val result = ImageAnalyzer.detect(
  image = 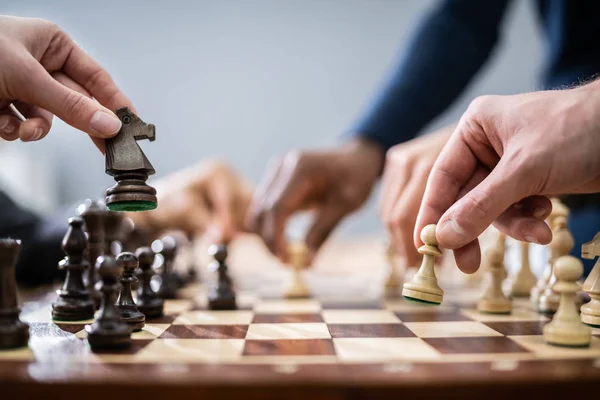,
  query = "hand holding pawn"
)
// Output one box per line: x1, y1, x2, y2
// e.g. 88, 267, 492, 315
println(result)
402, 224, 443, 305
